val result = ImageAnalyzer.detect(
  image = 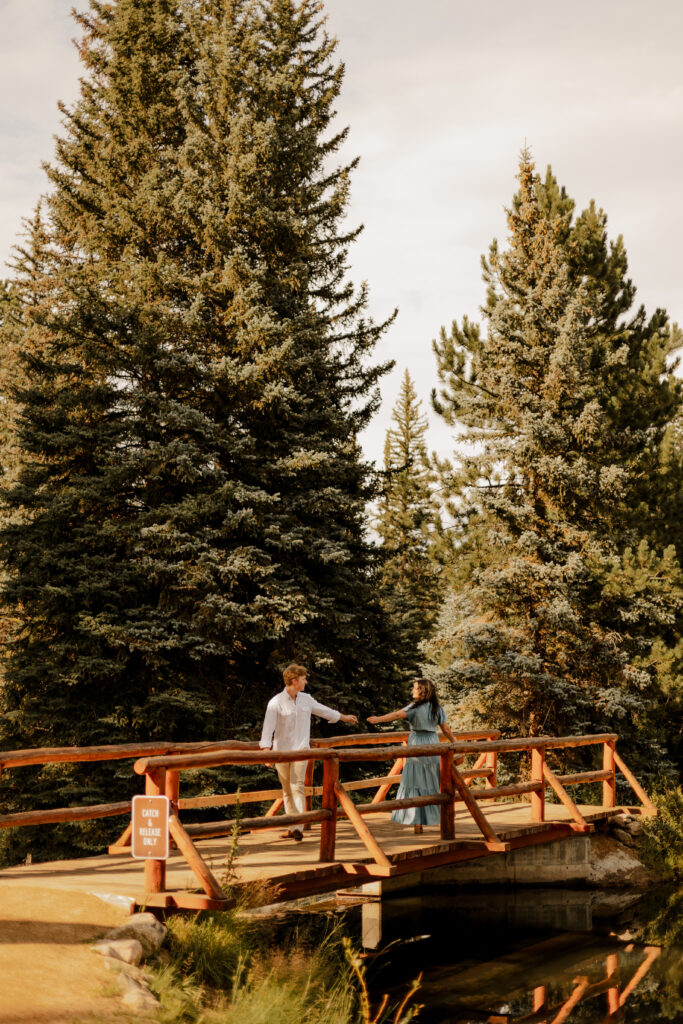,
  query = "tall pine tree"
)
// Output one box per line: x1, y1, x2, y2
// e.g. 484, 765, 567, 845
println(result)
376, 369, 441, 674
0, 0, 396, 860
426, 153, 683, 777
